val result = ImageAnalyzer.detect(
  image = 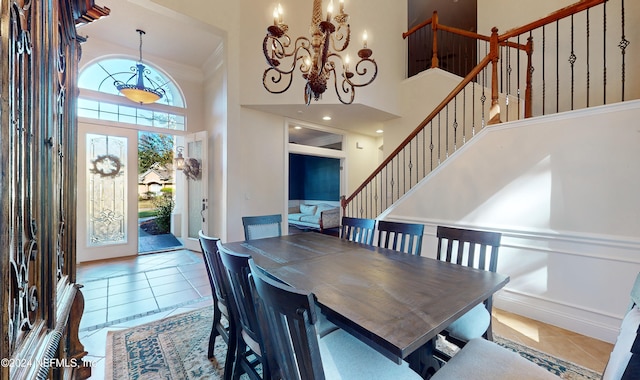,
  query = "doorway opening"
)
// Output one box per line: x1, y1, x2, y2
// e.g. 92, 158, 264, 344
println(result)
286, 122, 346, 236
137, 131, 183, 253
